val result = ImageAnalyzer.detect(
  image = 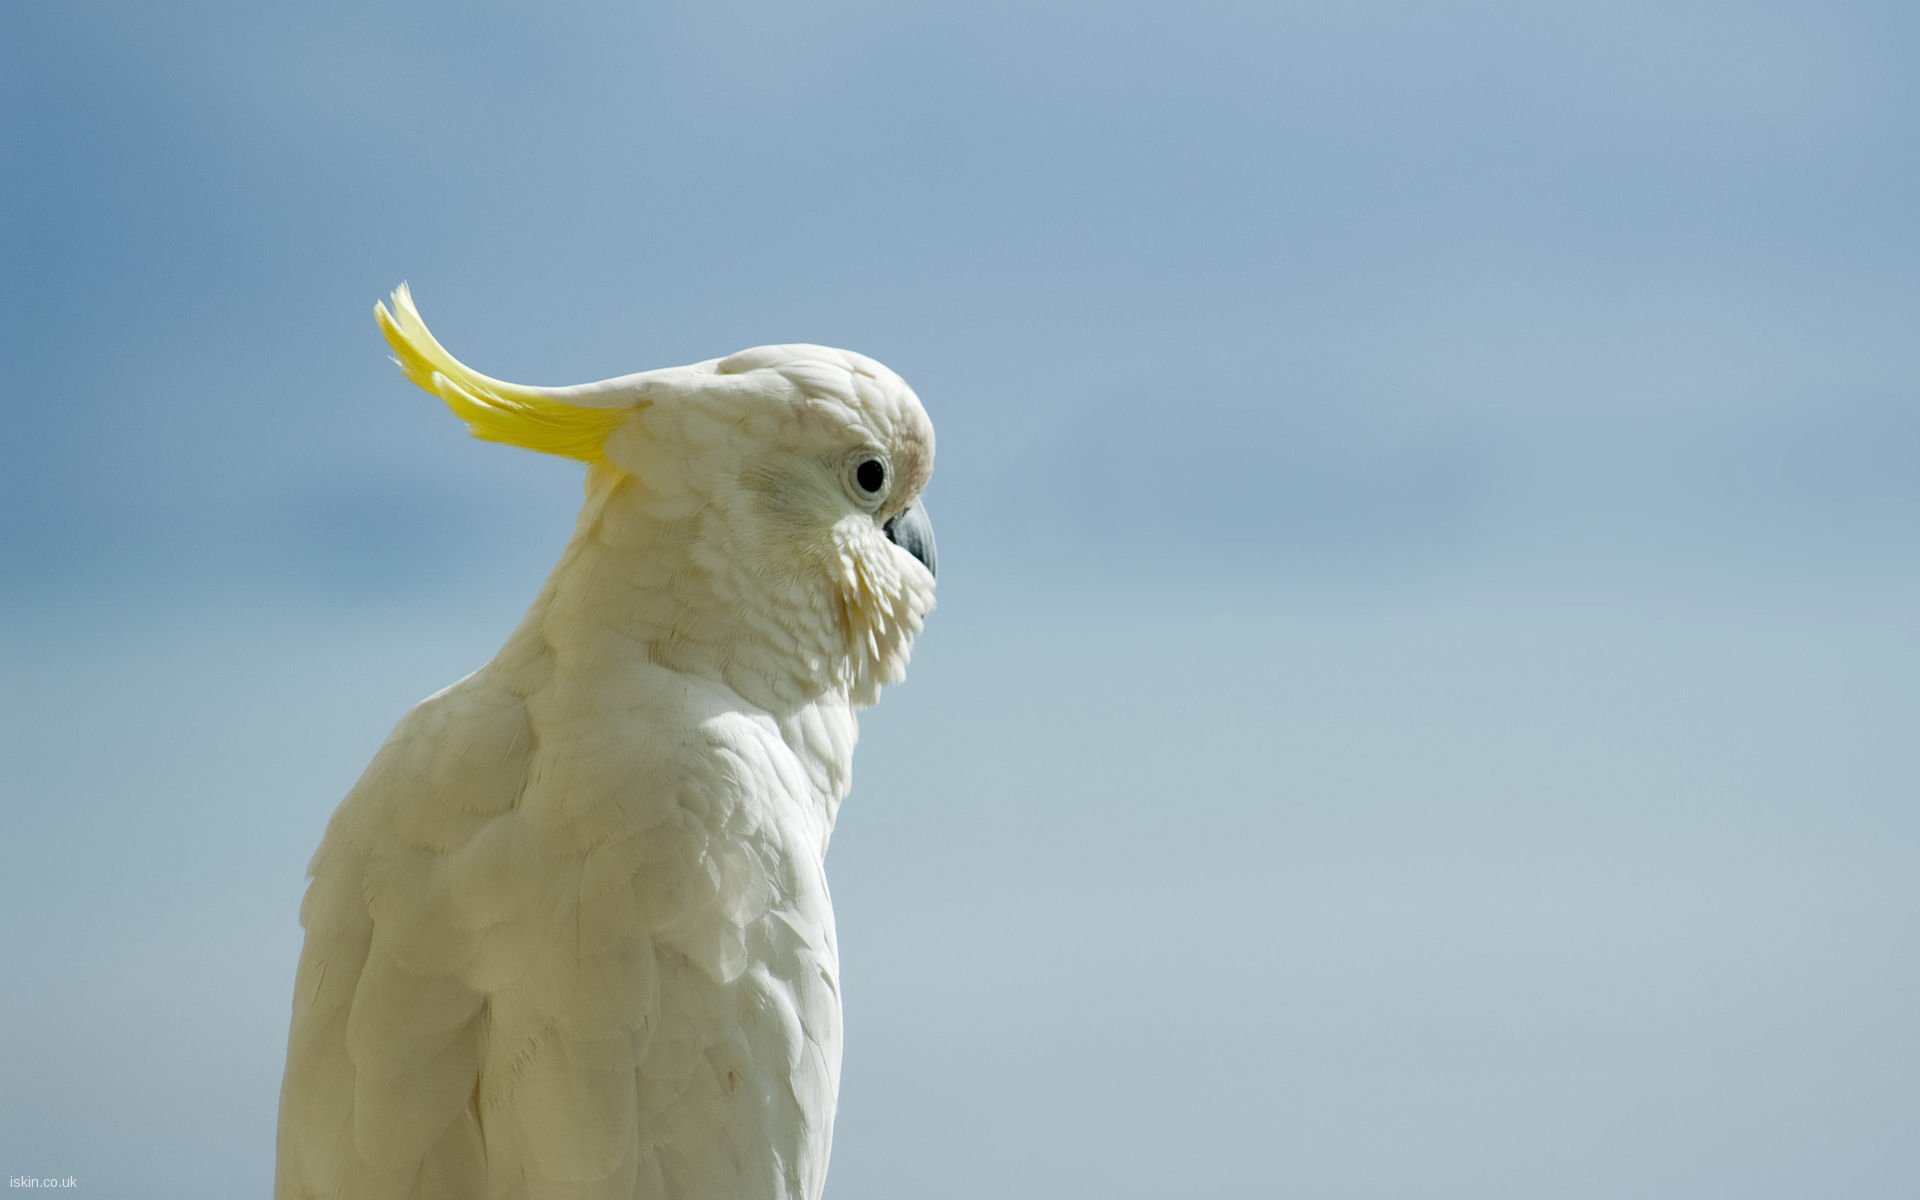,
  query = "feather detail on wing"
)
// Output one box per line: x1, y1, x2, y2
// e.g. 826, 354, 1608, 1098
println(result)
277, 672, 843, 1200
